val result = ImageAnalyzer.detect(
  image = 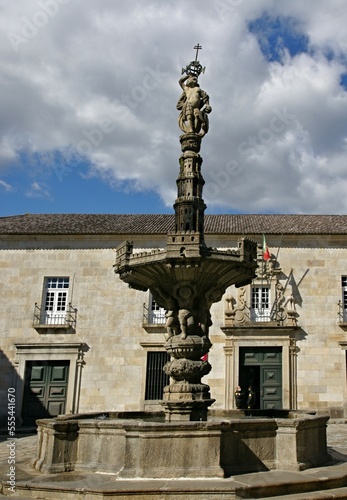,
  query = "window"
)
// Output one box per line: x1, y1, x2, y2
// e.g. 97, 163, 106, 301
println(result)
251, 286, 271, 322
41, 277, 70, 325
145, 351, 170, 400
143, 294, 166, 325
33, 277, 77, 332
342, 277, 347, 321
150, 297, 166, 324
